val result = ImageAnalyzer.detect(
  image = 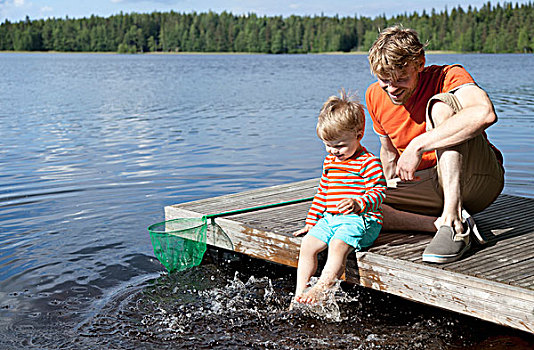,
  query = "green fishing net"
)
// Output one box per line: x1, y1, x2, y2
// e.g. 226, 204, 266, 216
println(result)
148, 217, 208, 273
148, 197, 313, 273
148, 216, 234, 273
